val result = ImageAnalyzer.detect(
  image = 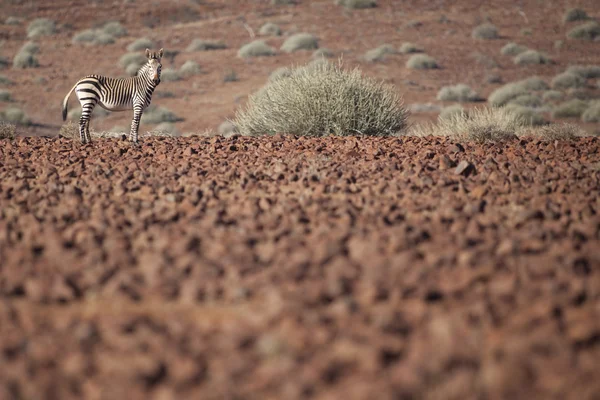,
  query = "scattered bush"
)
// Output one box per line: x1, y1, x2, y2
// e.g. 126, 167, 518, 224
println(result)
186, 39, 227, 52
551, 72, 585, 90
218, 120, 239, 137
542, 90, 564, 103
514, 50, 551, 66
566, 65, 600, 79
0, 121, 16, 139
438, 104, 463, 120
581, 101, 600, 122
234, 61, 408, 136
552, 99, 589, 118
409, 107, 524, 142
520, 123, 584, 140
223, 69, 238, 82
163, 49, 180, 64
363, 44, 395, 62
13, 42, 40, 69
259, 22, 281, 36
406, 54, 438, 69
509, 94, 542, 108
142, 106, 183, 124
238, 40, 276, 58
398, 42, 423, 54
127, 38, 154, 52
125, 63, 140, 76
484, 73, 502, 84
500, 42, 527, 56
179, 60, 202, 76
21, 42, 40, 54
521, 28, 533, 36
281, 33, 319, 52
5, 16, 21, 25
504, 104, 546, 126
272, 0, 297, 4
313, 48, 334, 58
119, 52, 146, 74
59, 121, 79, 139
150, 122, 179, 136
488, 77, 549, 107
336, 0, 377, 9
0, 107, 31, 125
160, 68, 181, 82
0, 75, 13, 86
102, 21, 127, 37
27, 18, 56, 38
437, 84, 482, 102
154, 90, 175, 99
269, 67, 291, 82
563, 8, 589, 23
73, 29, 114, 45
0, 57, 9, 70
472, 23, 499, 40
0, 90, 12, 102
567, 21, 600, 40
